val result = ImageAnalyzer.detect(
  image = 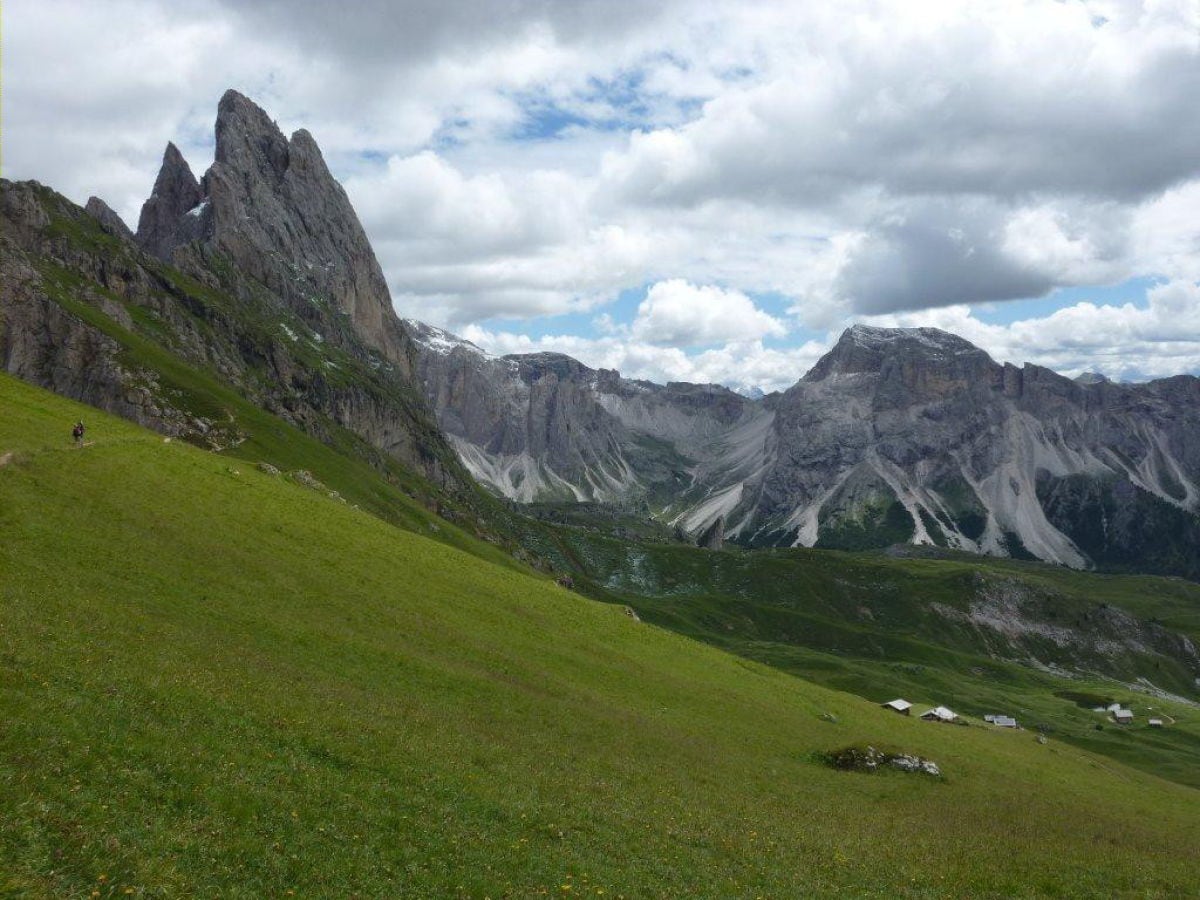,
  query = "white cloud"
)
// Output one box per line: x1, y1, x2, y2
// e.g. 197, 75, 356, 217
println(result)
347, 151, 588, 256
630, 280, 785, 345
1131, 180, 1200, 283
462, 326, 824, 394
7, 0, 1200, 381
860, 280, 1200, 381
601, 1, 1200, 208
346, 152, 672, 325
1002, 202, 1130, 286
